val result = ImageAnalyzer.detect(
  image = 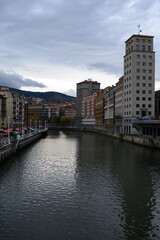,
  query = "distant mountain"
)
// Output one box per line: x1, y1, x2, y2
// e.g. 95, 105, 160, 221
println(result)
1, 87, 76, 102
